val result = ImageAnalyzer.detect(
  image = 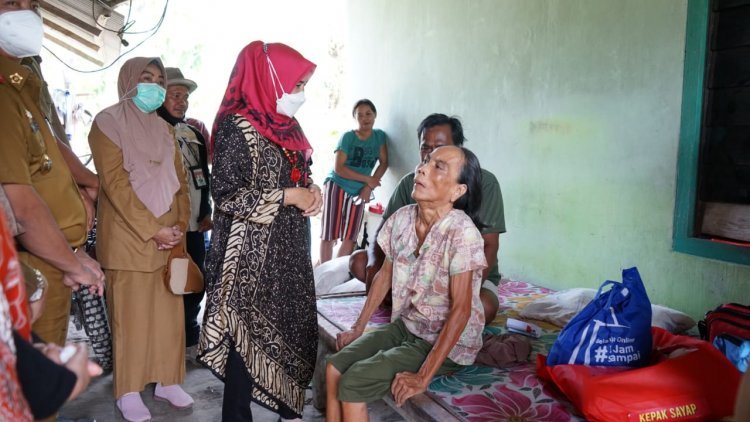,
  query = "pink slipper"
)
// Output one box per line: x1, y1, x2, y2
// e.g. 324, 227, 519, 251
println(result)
154, 383, 194, 409
116, 392, 151, 422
